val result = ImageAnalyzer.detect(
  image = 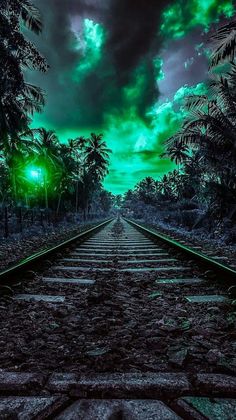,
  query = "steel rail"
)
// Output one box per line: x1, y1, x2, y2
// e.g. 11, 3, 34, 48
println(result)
125, 218, 236, 282
0, 218, 114, 283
